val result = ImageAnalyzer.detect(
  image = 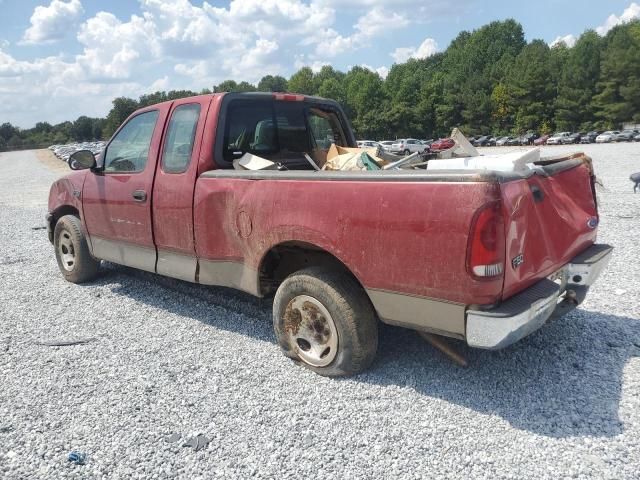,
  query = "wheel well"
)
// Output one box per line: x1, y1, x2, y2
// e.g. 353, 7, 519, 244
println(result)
51, 205, 80, 223
49, 206, 80, 242
258, 241, 363, 296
